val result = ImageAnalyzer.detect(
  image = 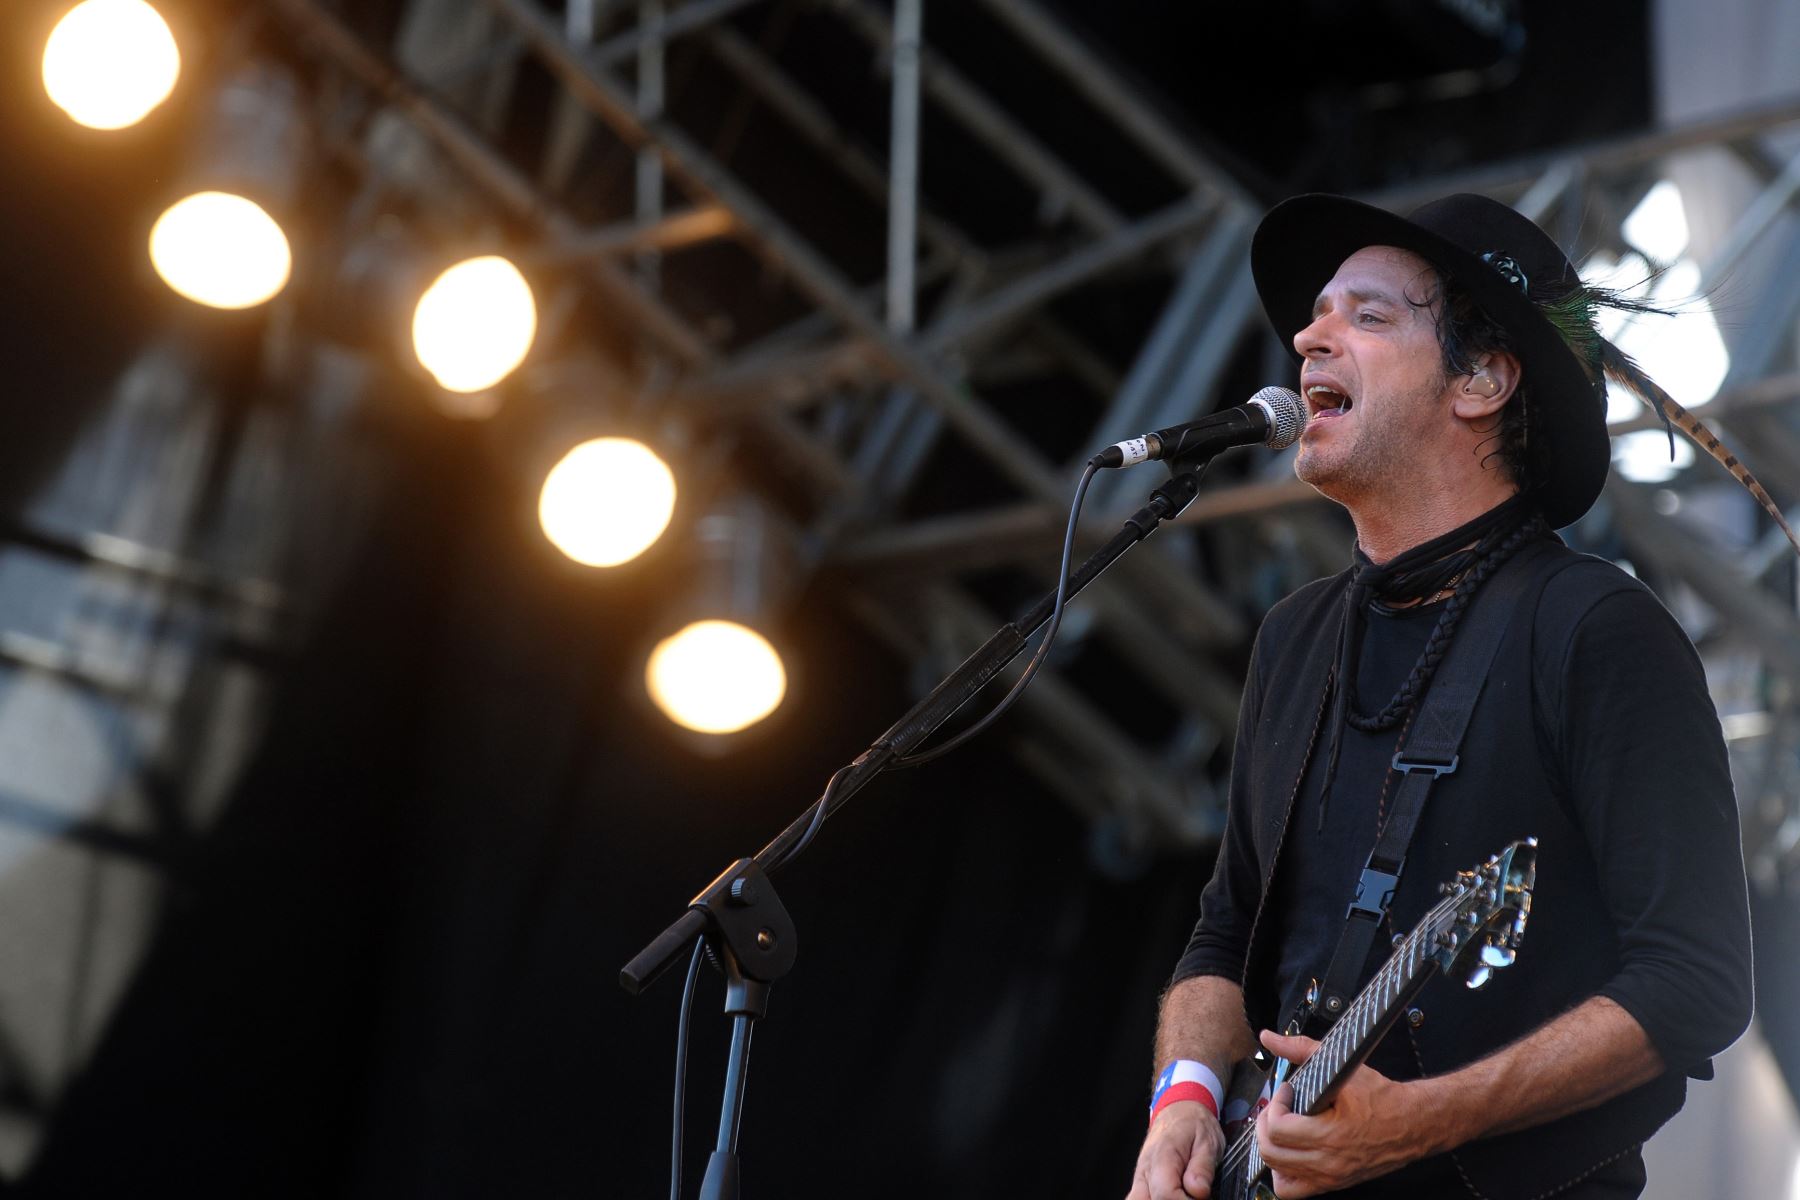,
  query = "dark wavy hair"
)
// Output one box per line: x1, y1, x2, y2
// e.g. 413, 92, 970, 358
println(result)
1409, 270, 1538, 491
